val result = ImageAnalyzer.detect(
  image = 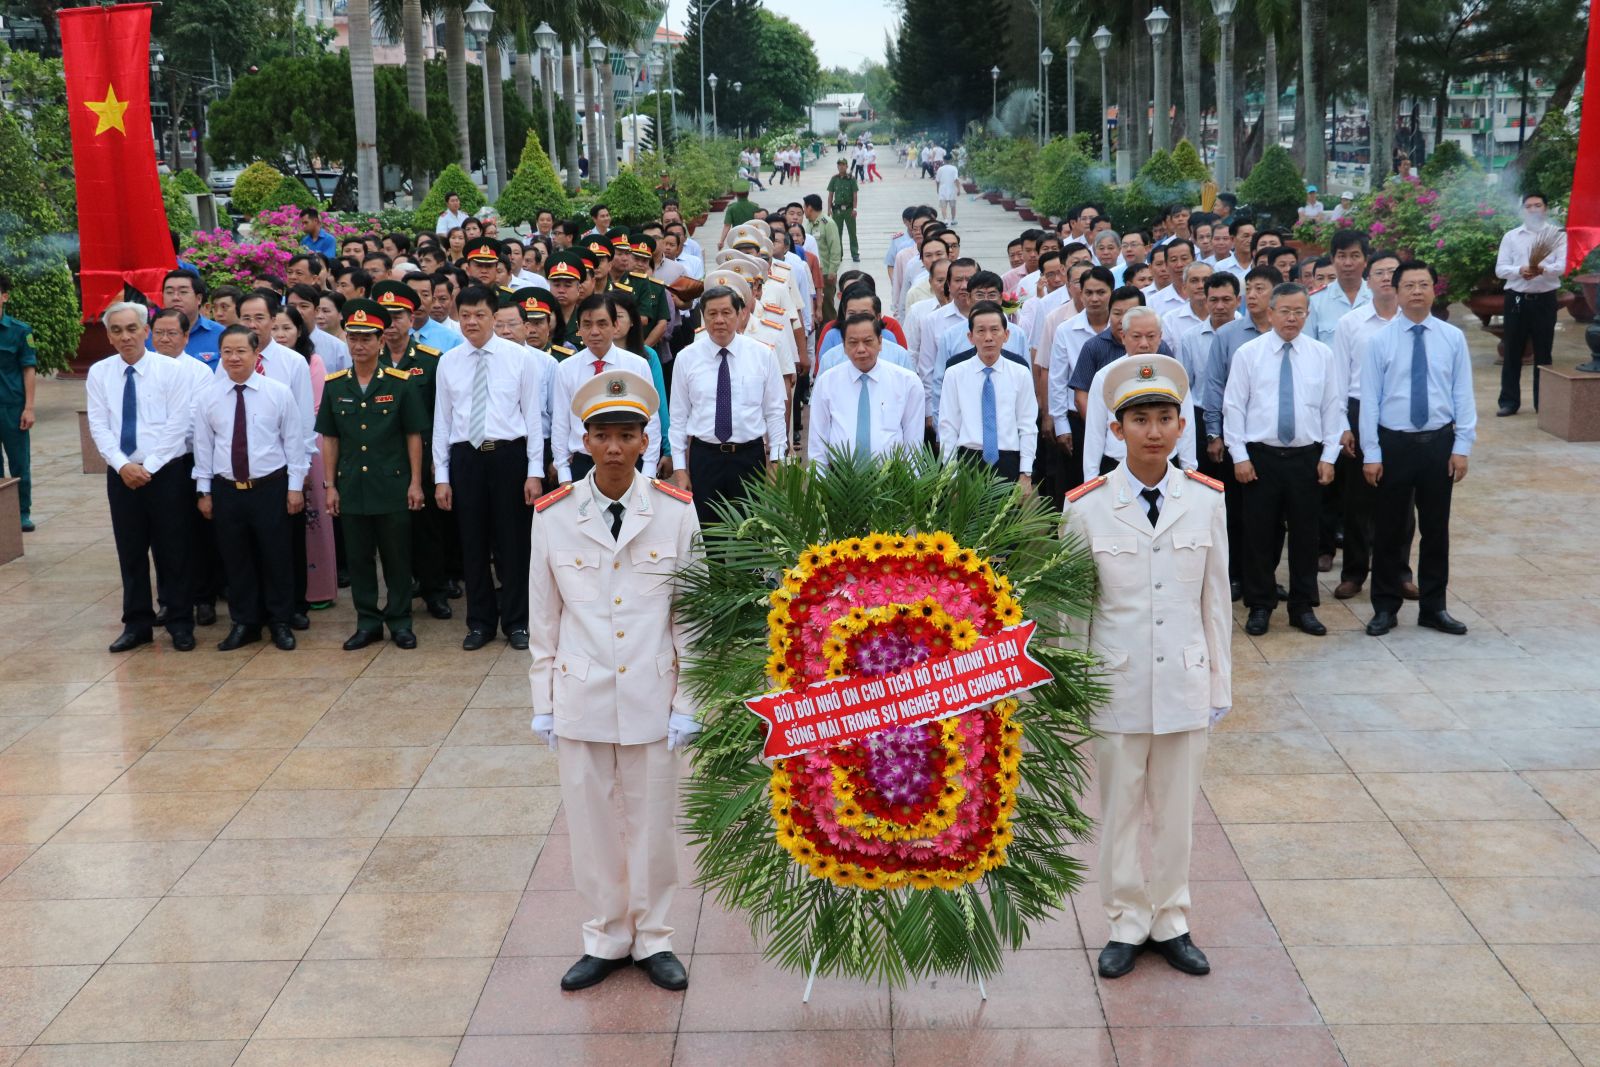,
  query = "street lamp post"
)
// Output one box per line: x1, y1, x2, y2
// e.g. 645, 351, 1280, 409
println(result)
587, 34, 609, 186
1041, 47, 1053, 140
464, 0, 499, 201
533, 20, 559, 170
1066, 37, 1080, 141
647, 50, 665, 152
697, 0, 725, 139
732, 80, 741, 140
708, 72, 718, 137
991, 65, 1000, 119
1146, 6, 1171, 152
1019, 0, 1044, 143
624, 49, 641, 163
1212, 0, 1237, 189
1093, 25, 1112, 165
